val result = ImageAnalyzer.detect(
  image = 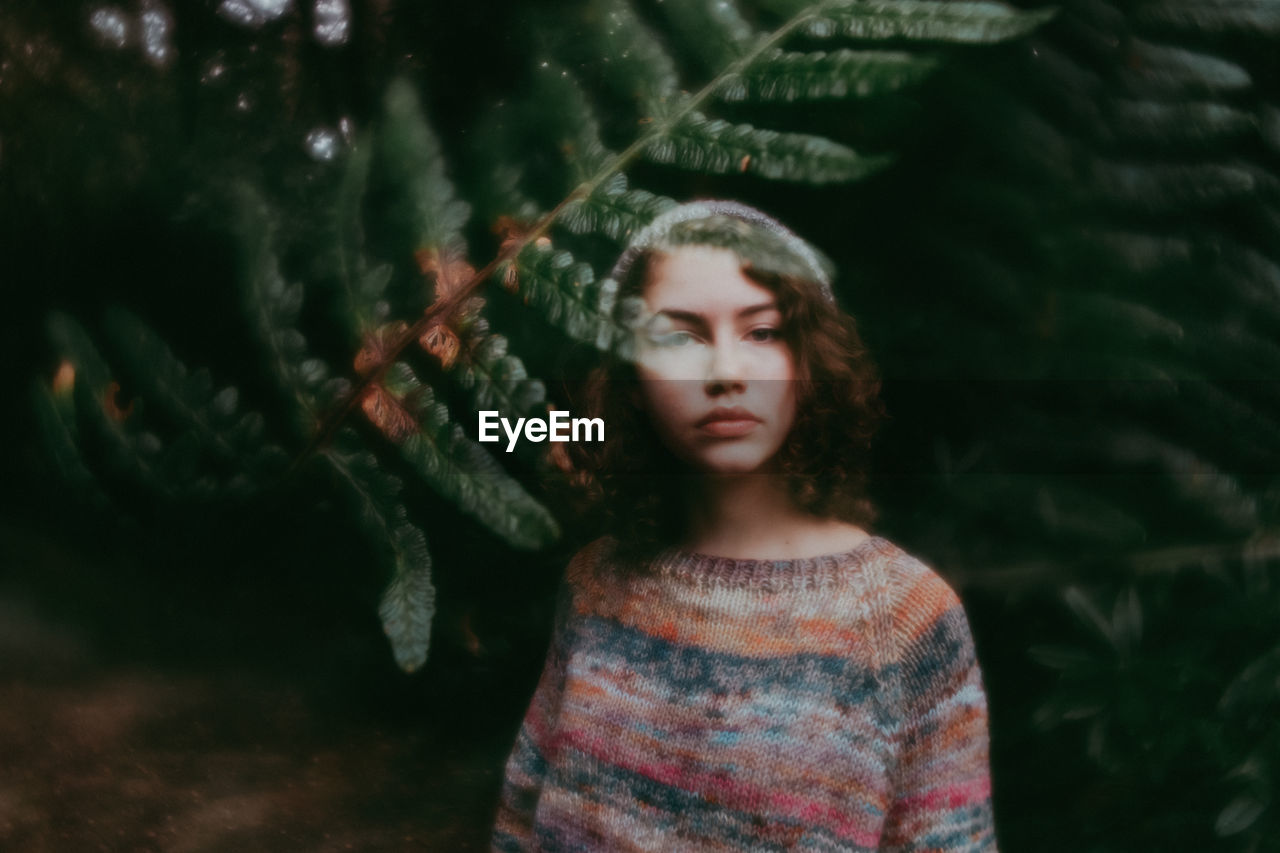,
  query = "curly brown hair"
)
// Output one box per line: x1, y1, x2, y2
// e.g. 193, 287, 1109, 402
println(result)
556, 247, 887, 576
